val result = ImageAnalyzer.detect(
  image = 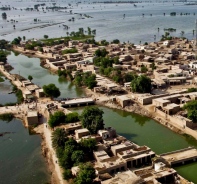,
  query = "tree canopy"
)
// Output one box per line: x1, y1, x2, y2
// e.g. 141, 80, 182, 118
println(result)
81, 107, 104, 134
43, 83, 60, 98
28, 75, 33, 81
74, 71, 97, 89
183, 100, 197, 122
94, 48, 108, 57
48, 111, 66, 128
0, 50, 9, 63
74, 163, 96, 184
131, 75, 152, 93
52, 128, 67, 149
